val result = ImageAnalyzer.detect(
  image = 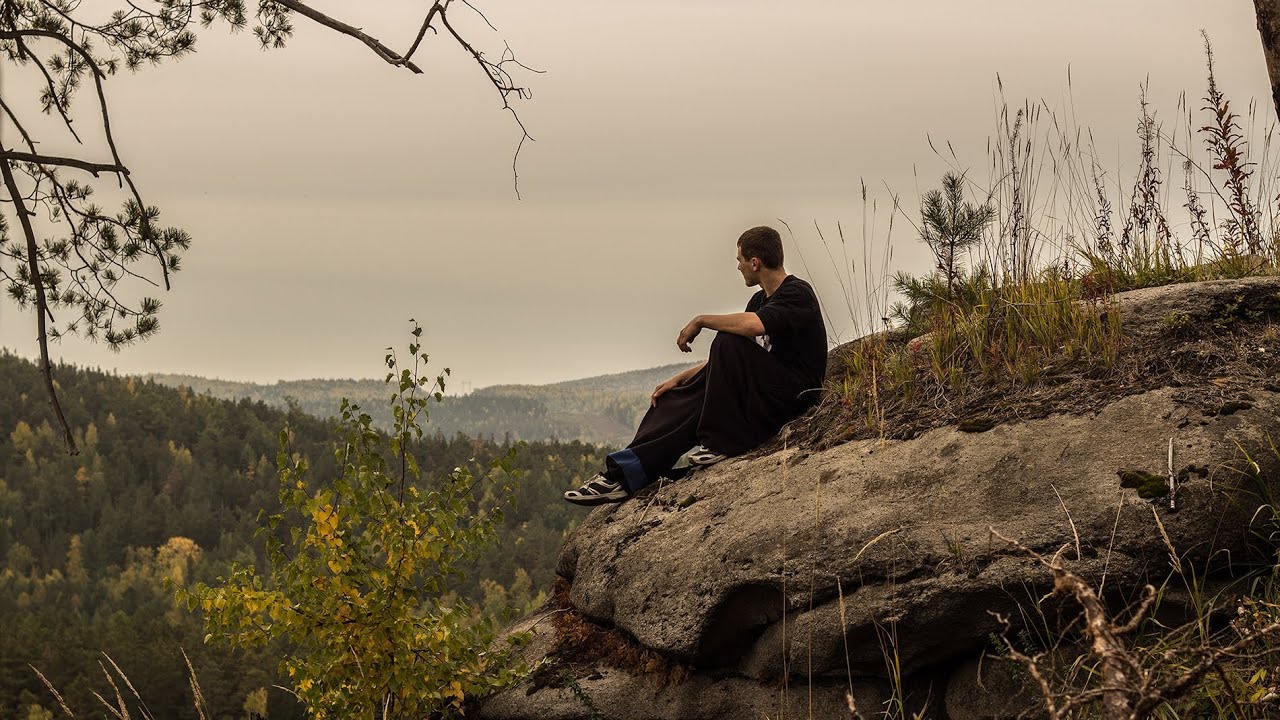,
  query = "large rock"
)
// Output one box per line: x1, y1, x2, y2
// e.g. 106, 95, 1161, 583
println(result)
482, 277, 1280, 719
557, 385, 1270, 673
